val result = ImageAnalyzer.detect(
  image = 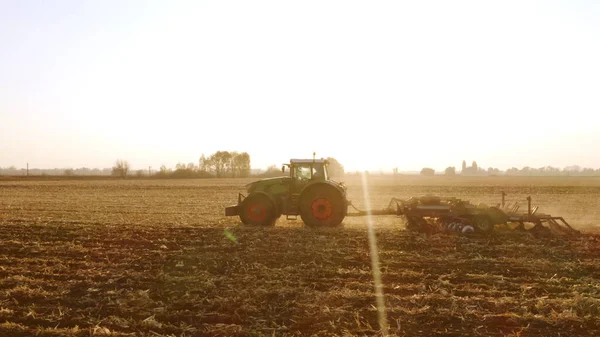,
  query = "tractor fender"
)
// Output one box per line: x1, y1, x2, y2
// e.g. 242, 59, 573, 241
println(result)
301, 182, 344, 198
304, 180, 347, 196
